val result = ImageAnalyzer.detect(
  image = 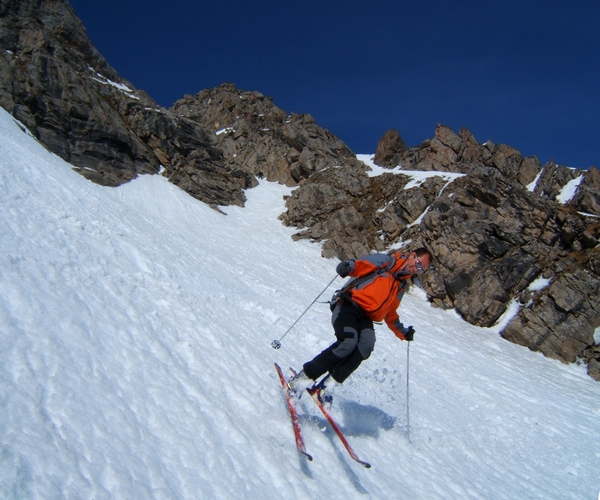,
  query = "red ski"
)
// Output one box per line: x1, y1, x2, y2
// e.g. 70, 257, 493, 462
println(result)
274, 363, 313, 461
287, 367, 371, 468
307, 387, 372, 468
